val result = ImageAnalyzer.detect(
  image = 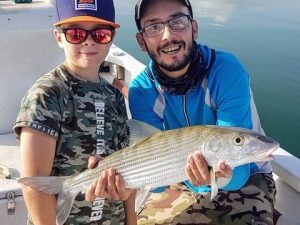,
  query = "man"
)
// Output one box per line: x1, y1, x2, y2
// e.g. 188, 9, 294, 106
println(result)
128, 0, 276, 224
